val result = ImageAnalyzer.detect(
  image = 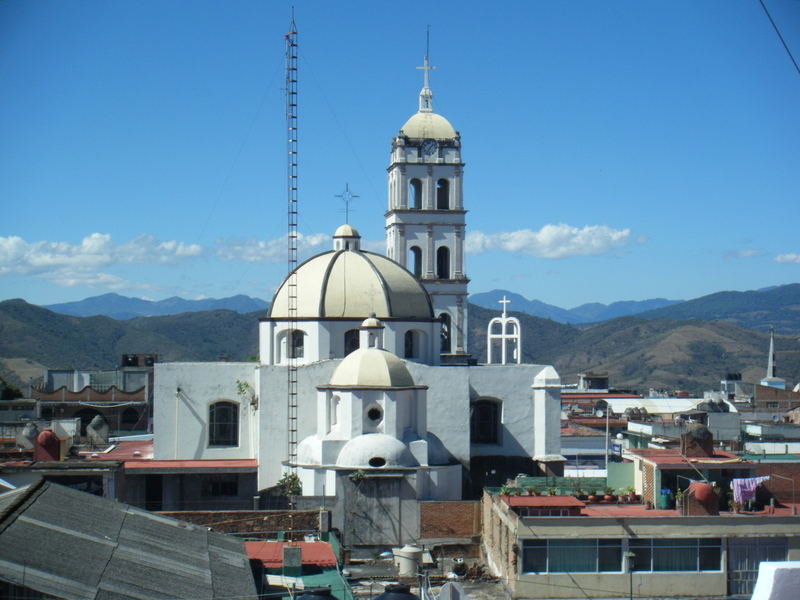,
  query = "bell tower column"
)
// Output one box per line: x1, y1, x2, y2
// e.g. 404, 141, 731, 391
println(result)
384, 52, 471, 363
